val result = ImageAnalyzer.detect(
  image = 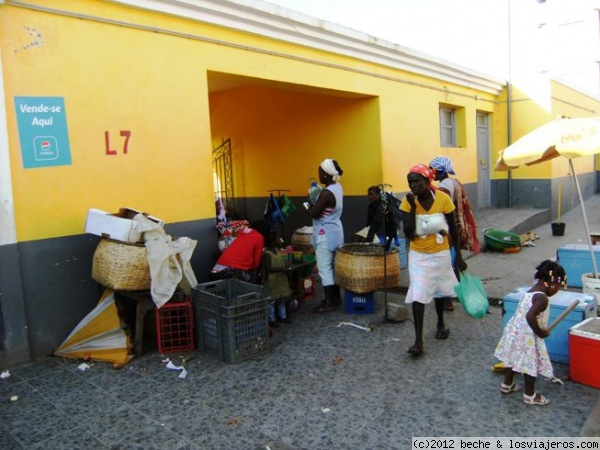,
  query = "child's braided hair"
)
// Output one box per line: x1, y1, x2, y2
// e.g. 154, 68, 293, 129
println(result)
534, 260, 567, 287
